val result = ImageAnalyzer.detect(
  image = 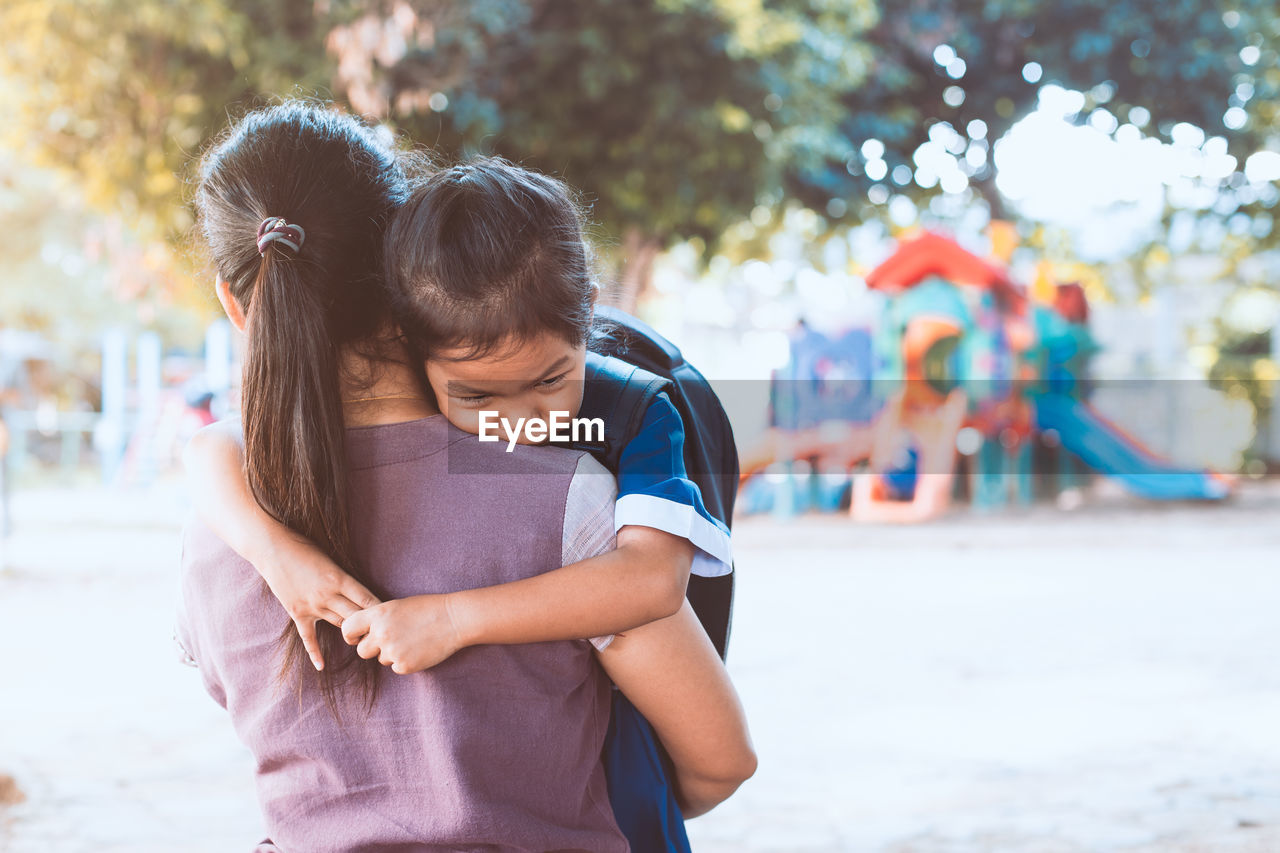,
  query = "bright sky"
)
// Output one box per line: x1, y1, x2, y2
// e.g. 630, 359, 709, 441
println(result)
992, 84, 1280, 261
